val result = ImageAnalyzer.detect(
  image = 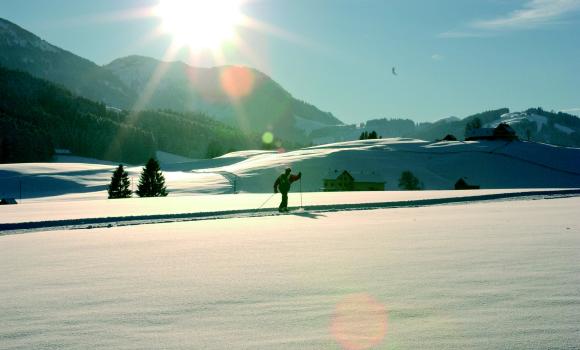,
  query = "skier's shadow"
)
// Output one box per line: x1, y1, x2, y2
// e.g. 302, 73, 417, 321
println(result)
291, 211, 326, 220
